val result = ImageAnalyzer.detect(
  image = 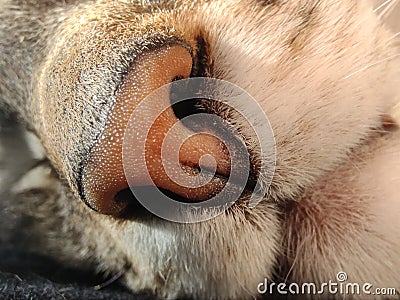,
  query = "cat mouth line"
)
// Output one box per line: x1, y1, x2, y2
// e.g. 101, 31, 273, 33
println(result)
114, 175, 259, 220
